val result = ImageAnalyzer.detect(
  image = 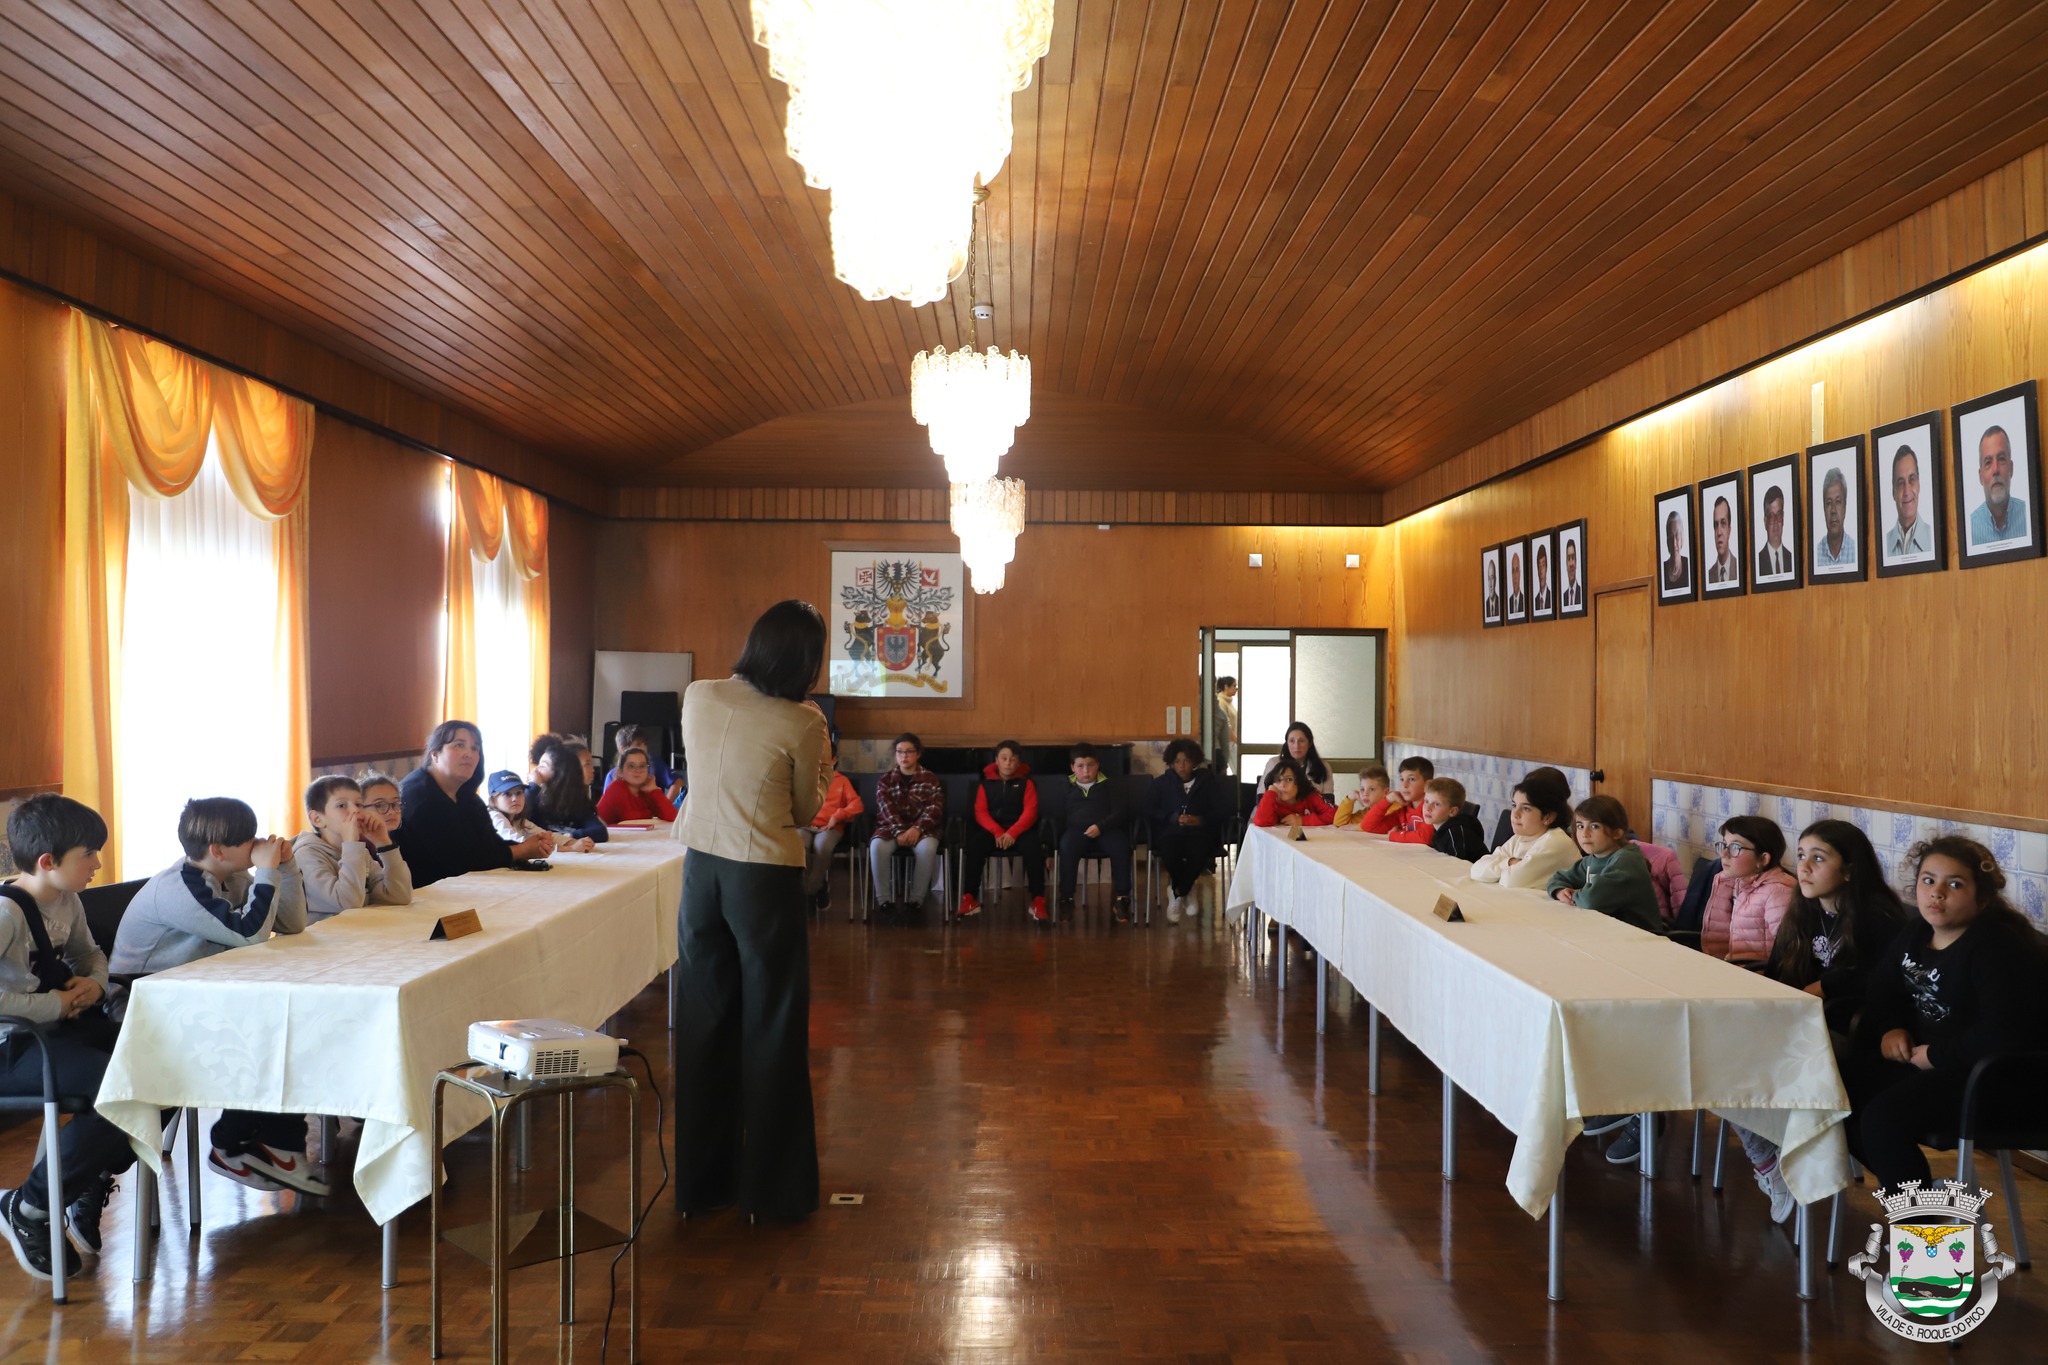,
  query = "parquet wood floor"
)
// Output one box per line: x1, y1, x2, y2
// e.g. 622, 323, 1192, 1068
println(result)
1, 879, 2044, 1362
